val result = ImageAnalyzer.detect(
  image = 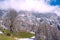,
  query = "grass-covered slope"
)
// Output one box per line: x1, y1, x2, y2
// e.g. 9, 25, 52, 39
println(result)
13, 31, 35, 38
0, 29, 34, 40
0, 34, 14, 40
